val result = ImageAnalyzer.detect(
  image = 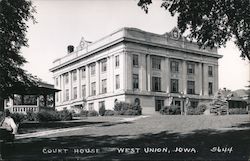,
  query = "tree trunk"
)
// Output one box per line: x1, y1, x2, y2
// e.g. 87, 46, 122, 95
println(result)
0, 97, 4, 112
